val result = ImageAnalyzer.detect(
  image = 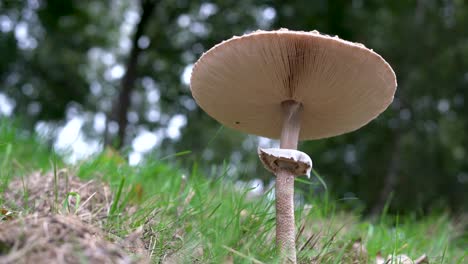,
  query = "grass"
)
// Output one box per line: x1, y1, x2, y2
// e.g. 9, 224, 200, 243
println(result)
0, 119, 466, 263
